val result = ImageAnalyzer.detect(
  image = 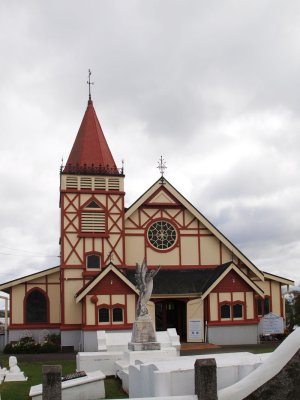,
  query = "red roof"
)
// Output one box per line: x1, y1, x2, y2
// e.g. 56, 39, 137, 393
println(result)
64, 100, 119, 175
